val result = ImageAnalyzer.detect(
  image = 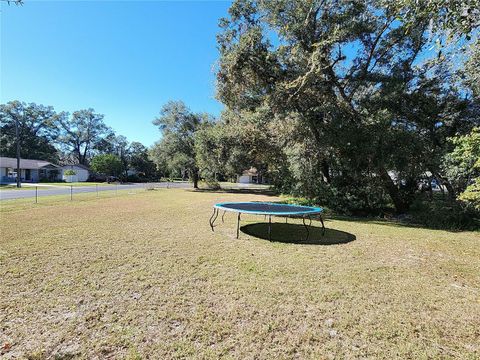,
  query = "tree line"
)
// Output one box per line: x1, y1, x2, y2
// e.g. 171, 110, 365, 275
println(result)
0, 101, 156, 181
